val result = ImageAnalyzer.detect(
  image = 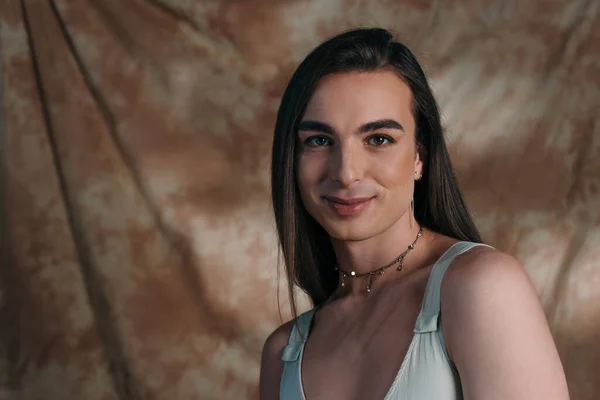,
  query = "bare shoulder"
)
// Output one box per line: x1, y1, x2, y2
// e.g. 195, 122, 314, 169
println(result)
443, 245, 530, 294
440, 244, 540, 344
439, 245, 570, 399
261, 319, 294, 364
259, 319, 294, 400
